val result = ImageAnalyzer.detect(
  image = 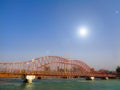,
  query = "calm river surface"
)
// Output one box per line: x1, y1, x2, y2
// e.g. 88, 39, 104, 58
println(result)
0, 78, 120, 90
